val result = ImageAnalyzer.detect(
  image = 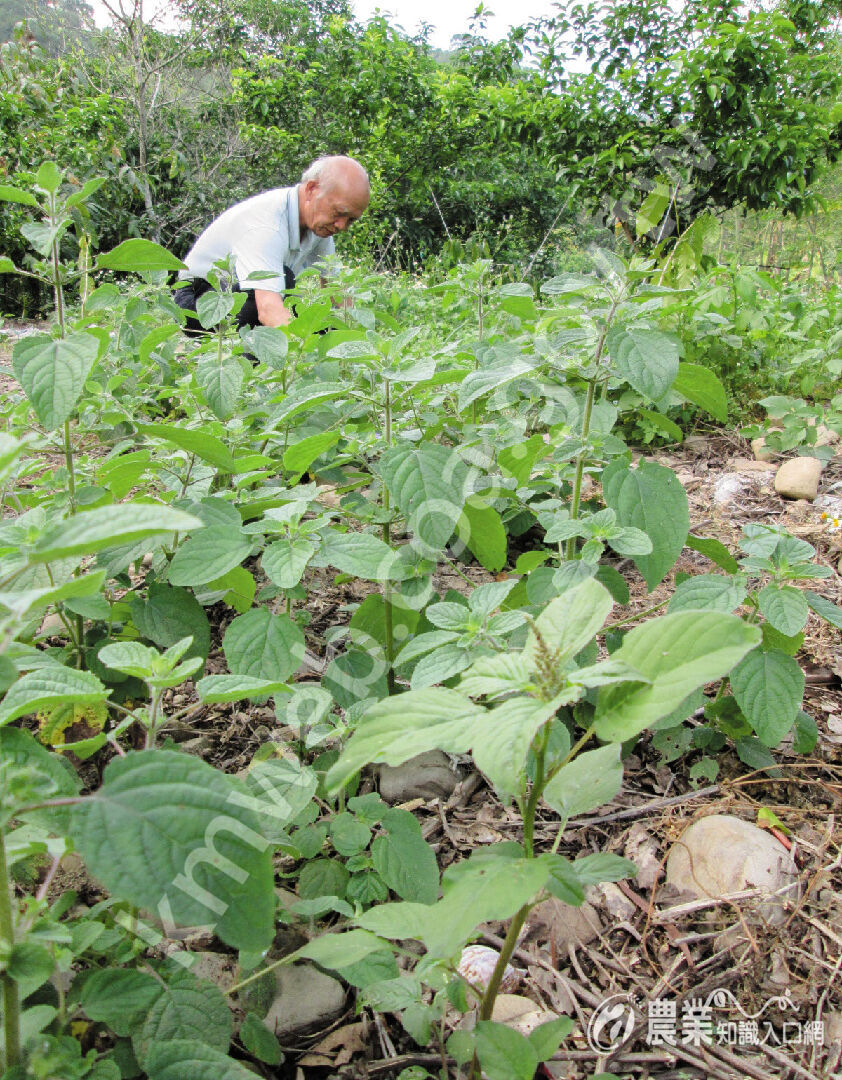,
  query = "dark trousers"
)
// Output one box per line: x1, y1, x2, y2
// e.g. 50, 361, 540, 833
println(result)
173, 266, 296, 336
